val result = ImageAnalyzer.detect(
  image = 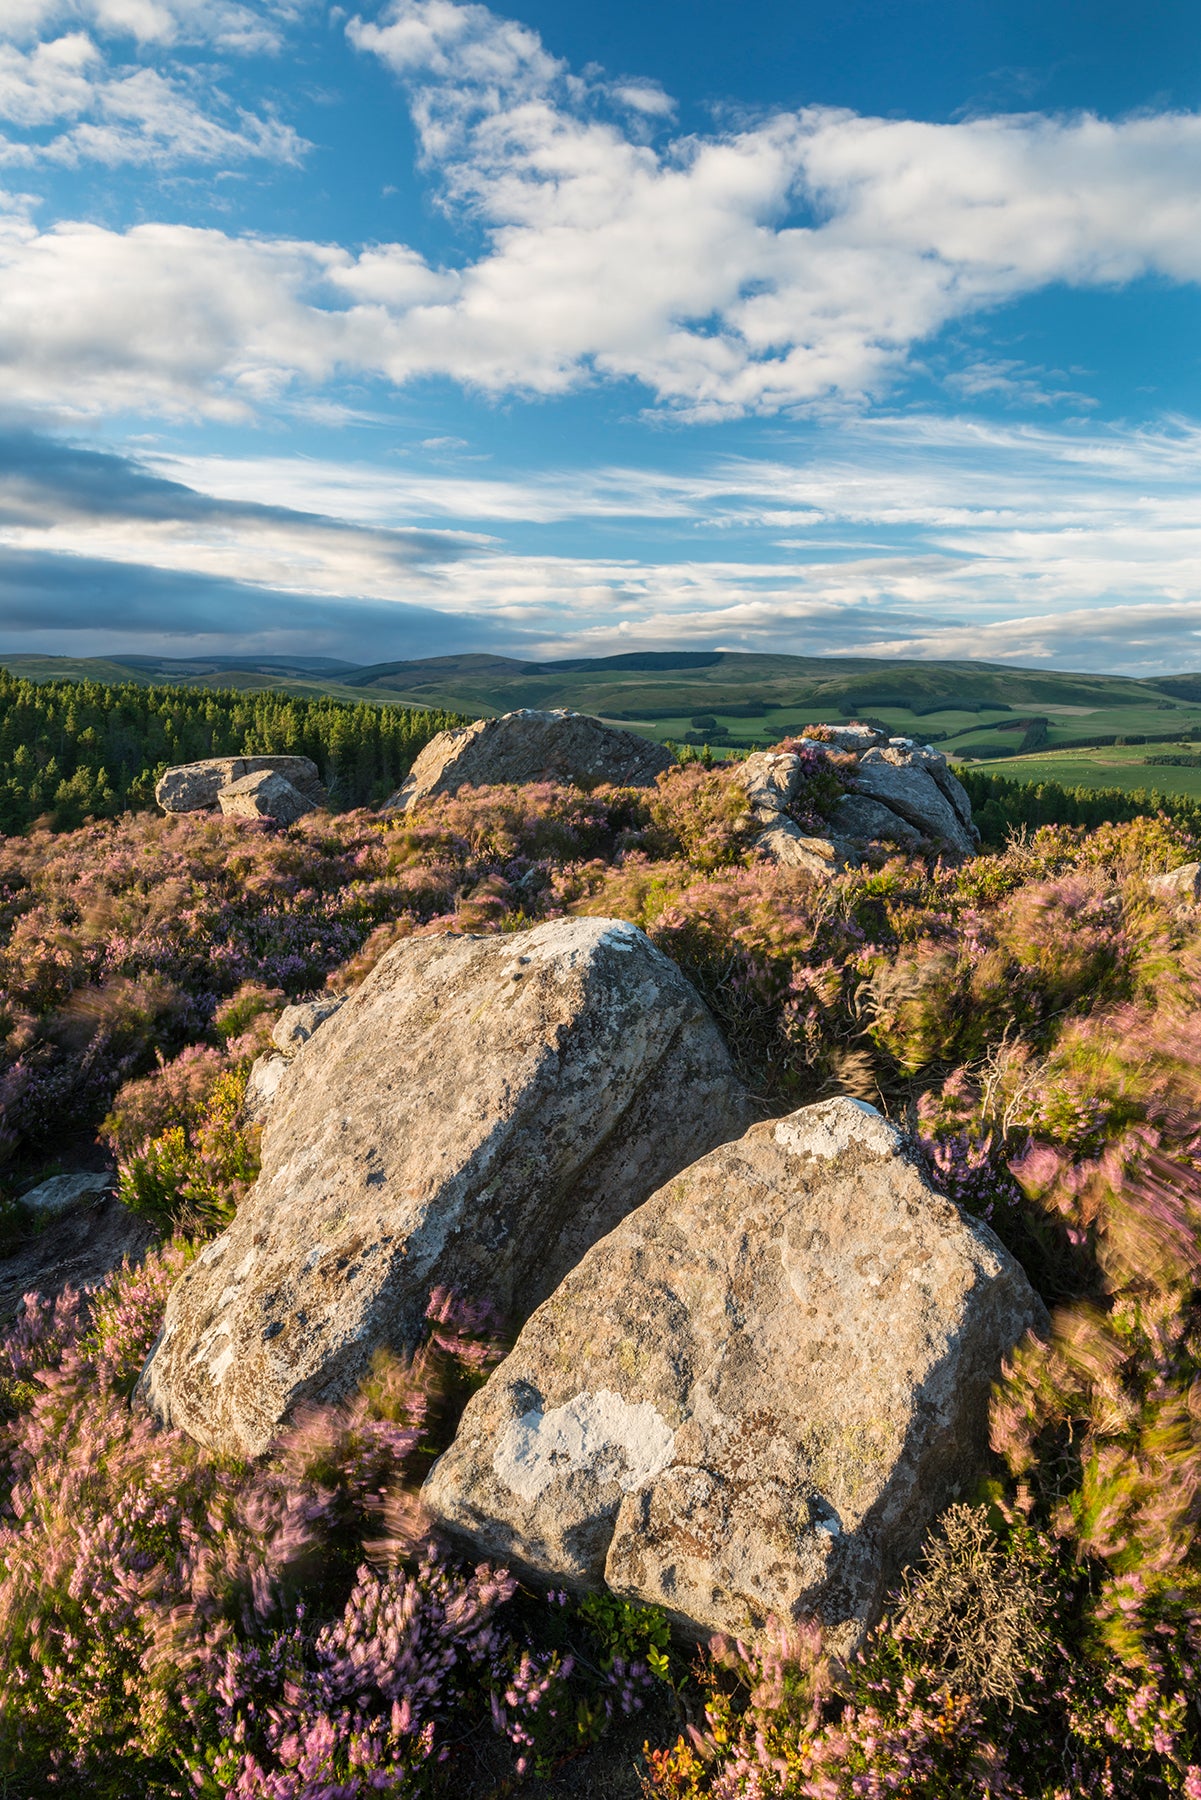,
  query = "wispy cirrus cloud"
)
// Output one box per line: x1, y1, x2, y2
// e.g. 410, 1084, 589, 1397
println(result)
3, 416, 1199, 674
